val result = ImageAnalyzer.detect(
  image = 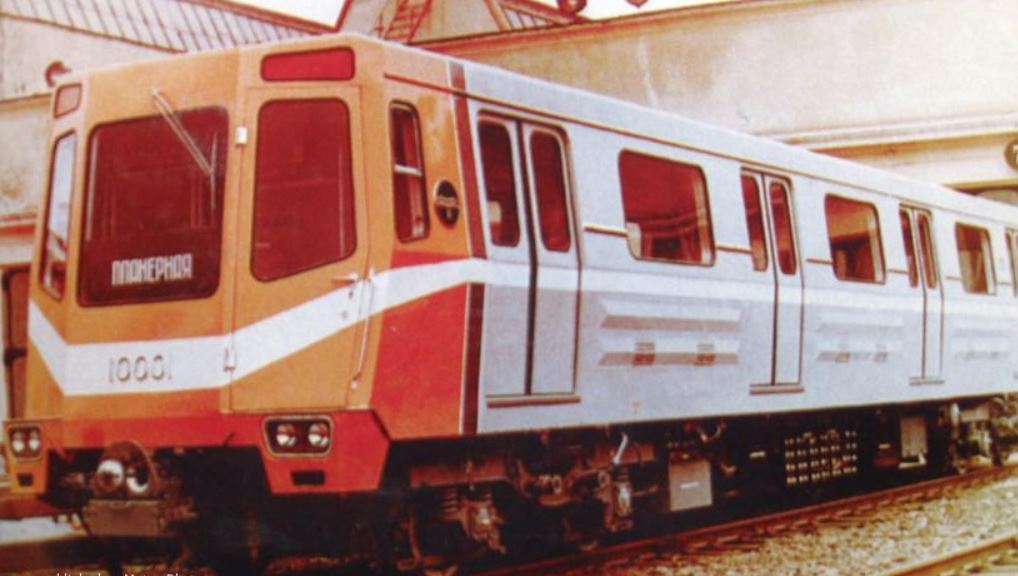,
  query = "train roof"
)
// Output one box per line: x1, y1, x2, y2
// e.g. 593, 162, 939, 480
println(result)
396, 38, 1017, 226
65, 32, 1018, 226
